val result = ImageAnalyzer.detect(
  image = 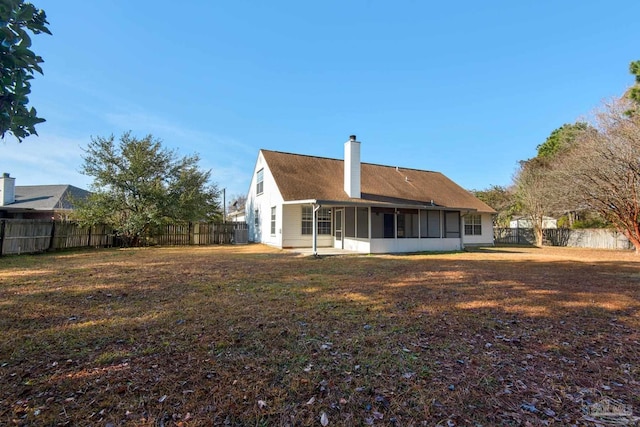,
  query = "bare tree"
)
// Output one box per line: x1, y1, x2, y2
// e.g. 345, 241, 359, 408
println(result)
514, 158, 558, 246
227, 194, 246, 212
553, 97, 640, 253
